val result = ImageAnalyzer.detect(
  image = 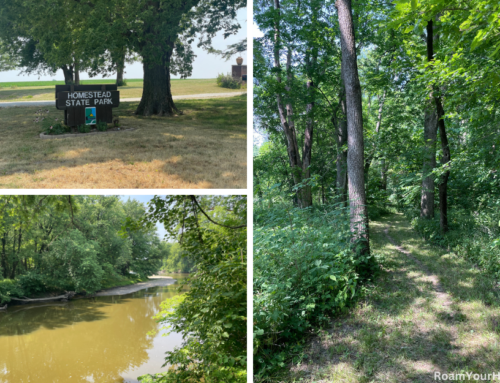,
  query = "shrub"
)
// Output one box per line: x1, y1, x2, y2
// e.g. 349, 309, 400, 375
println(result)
216, 73, 241, 89
45, 122, 69, 135
254, 202, 379, 379
17, 271, 46, 296
77, 124, 91, 133
96, 121, 108, 132
0, 279, 24, 304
